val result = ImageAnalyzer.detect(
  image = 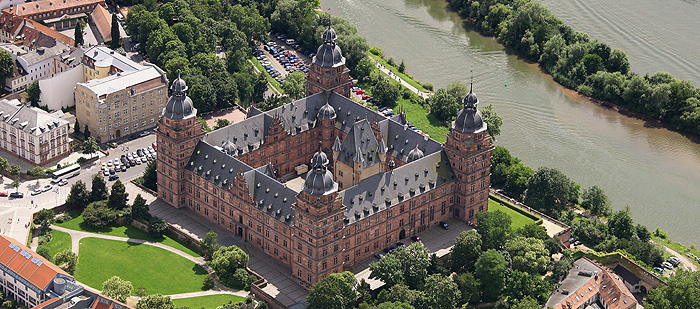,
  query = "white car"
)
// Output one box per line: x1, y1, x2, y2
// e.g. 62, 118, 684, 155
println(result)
31, 189, 42, 196
58, 179, 68, 186
107, 160, 113, 167
42, 184, 53, 192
